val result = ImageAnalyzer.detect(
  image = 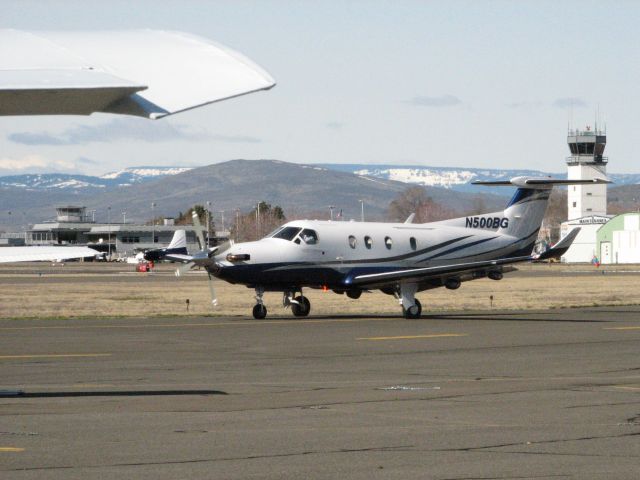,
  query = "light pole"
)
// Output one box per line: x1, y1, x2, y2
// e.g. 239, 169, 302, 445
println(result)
256, 202, 260, 238
358, 199, 365, 222
328, 205, 335, 221
122, 210, 126, 224
151, 202, 156, 244
218, 210, 225, 232
107, 206, 111, 260
235, 208, 240, 242
206, 201, 211, 248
